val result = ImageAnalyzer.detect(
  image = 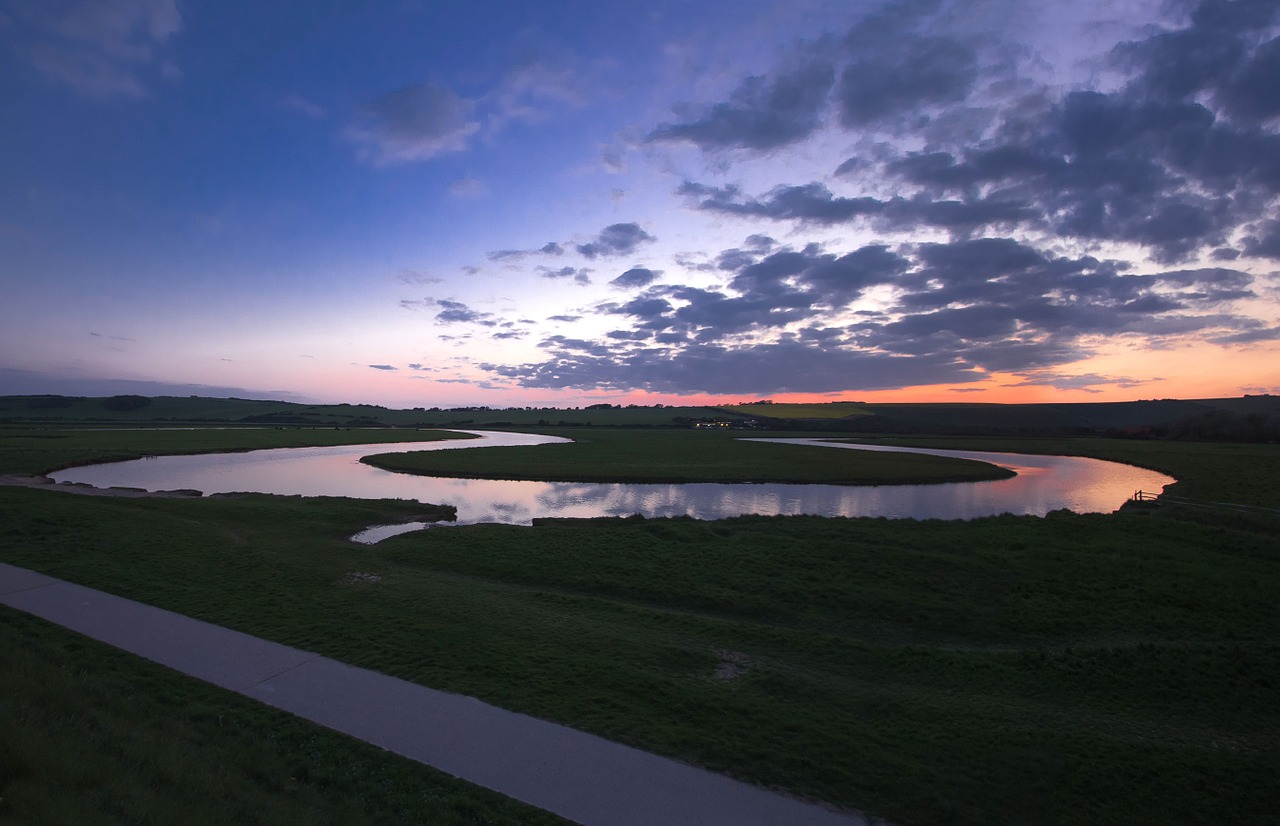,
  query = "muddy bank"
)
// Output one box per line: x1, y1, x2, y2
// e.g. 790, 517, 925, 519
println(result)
0, 475, 203, 498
